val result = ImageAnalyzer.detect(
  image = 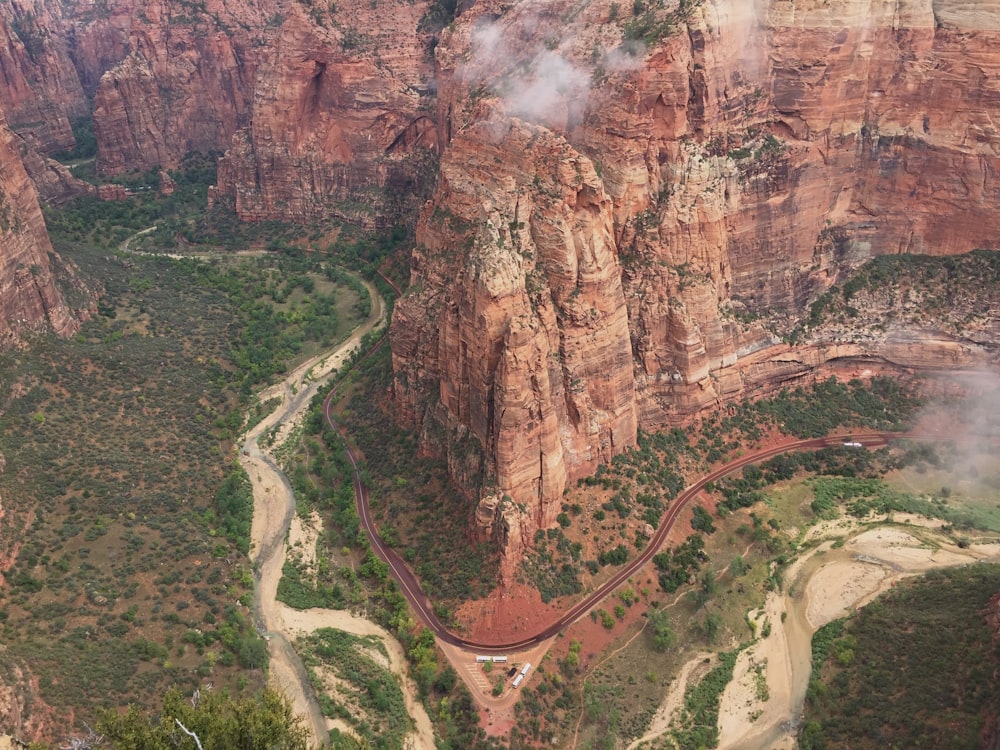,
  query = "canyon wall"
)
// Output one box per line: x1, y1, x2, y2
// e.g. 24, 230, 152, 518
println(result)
1, 0, 997, 560
390, 0, 1000, 563
90, 0, 269, 175
0, 1, 89, 154
213, 1, 439, 224
1, 0, 440, 220
0, 113, 81, 348
0, 0, 439, 345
